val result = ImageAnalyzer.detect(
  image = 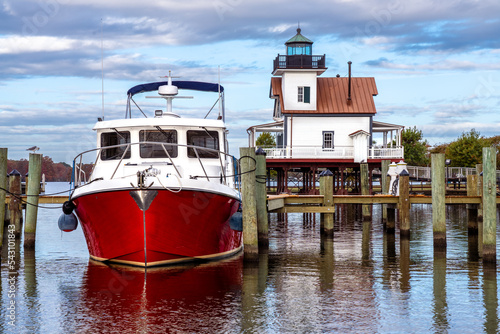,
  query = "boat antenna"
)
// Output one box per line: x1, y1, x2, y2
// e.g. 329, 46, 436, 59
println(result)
101, 18, 104, 120
218, 66, 221, 119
